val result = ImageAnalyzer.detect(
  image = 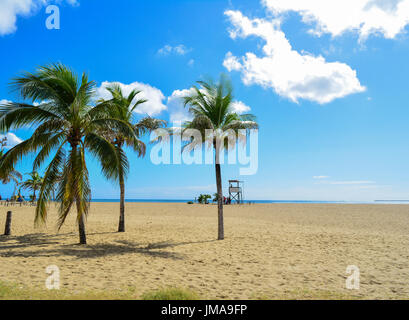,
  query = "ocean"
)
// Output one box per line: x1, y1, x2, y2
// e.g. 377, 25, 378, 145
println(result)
90, 199, 409, 204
